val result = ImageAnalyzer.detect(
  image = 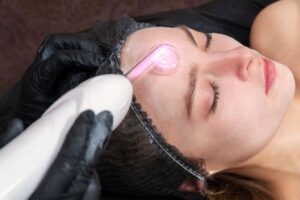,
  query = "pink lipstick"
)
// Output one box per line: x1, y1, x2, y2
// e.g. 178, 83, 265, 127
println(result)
263, 58, 276, 94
